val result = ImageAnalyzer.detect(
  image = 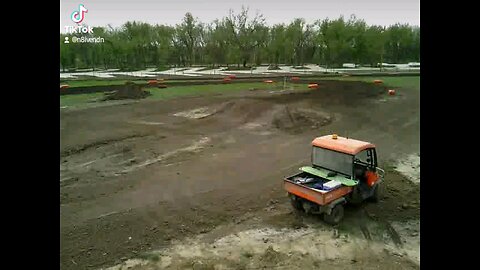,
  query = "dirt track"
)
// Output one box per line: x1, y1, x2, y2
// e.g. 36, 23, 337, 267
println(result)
60, 80, 420, 269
